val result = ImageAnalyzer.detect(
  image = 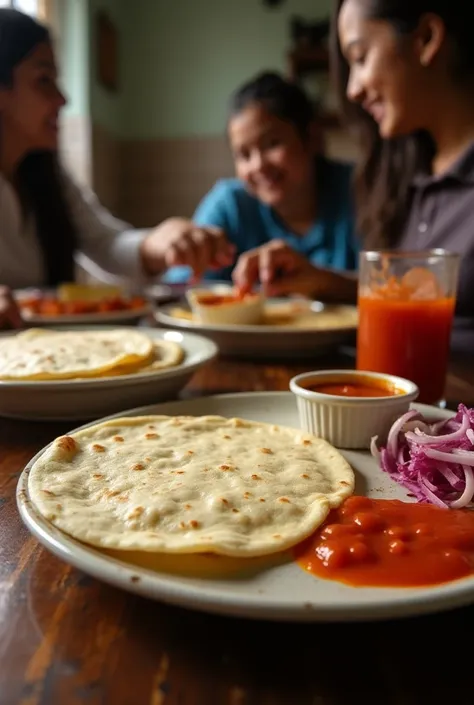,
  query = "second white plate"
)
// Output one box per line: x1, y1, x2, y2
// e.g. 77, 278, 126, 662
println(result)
155, 299, 357, 359
0, 327, 217, 421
